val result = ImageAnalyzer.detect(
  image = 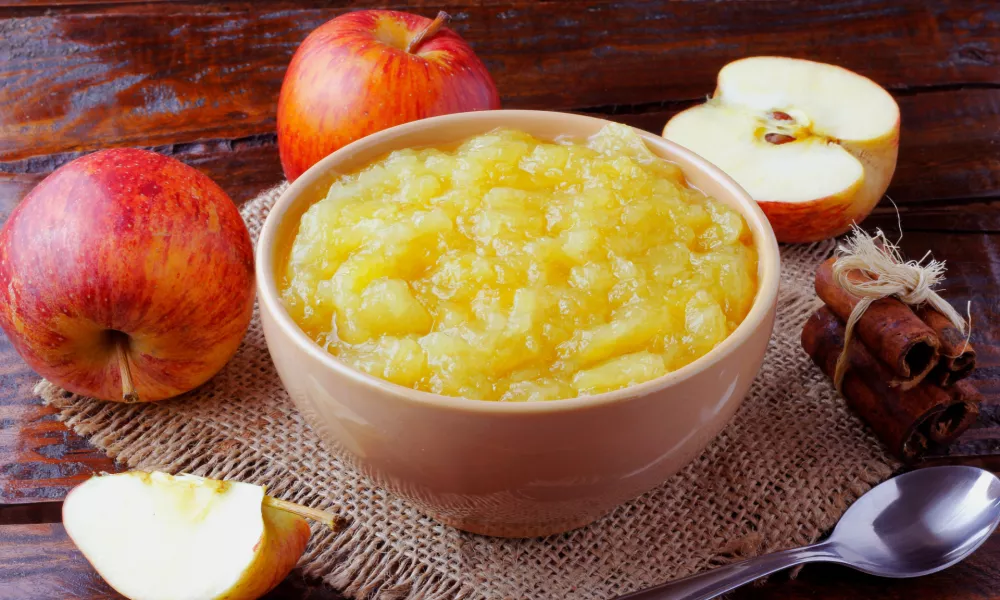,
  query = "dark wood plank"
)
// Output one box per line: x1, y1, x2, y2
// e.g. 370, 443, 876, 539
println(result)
3, 87, 997, 220
0, 283, 118, 503
729, 530, 1000, 600
1, 0, 997, 163
0, 523, 345, 600
3, 109, 1000, 504
0, 134, 282, 221
0, 521, 998, 600
0, 0, 170, 5
1, 0, 999, 507
869, 198, 1000, 233
0, 397, 117, 504
0, 524, 116, 600
1, 211, 997, 502
856, 224, 1000, 463
0, 502, 62, 525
